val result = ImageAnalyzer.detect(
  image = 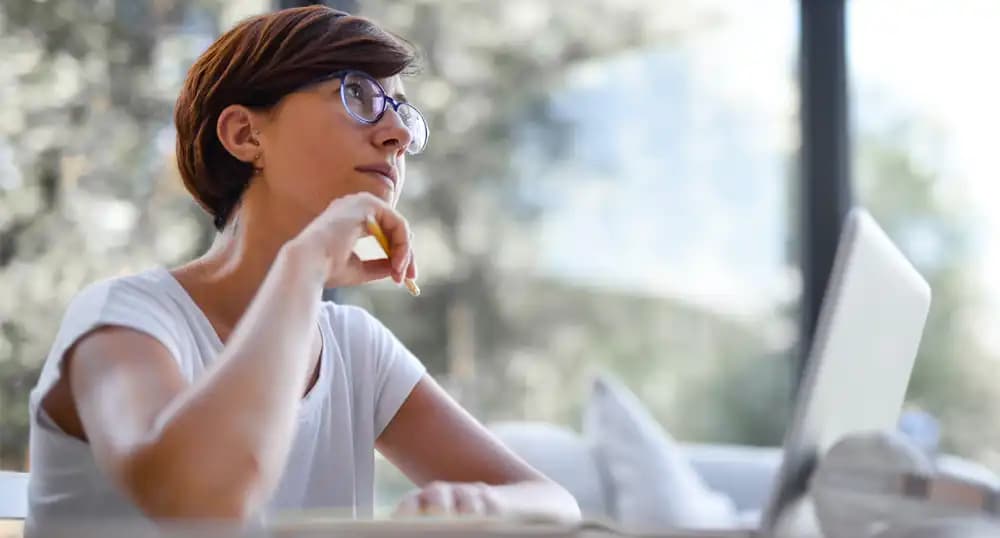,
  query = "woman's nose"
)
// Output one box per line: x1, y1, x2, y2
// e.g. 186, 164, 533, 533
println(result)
375, 106, 414, 152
